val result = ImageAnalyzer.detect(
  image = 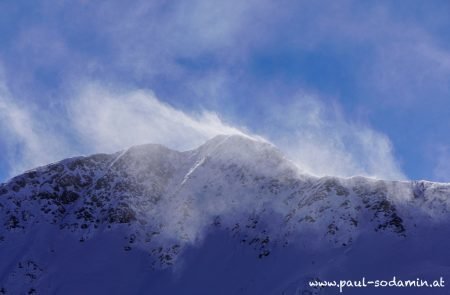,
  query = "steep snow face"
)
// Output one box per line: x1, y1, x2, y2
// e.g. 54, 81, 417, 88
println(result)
0, 135, 450, 294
